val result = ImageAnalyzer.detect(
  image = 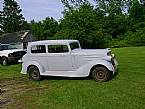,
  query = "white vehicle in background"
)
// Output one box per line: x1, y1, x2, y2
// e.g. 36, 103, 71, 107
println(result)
0, 44, 26, 66
21, 40, 118, 82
